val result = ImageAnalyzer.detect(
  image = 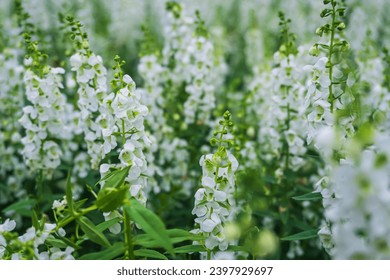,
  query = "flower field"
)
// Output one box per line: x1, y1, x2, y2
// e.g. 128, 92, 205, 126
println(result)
1, 0, 390, 260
